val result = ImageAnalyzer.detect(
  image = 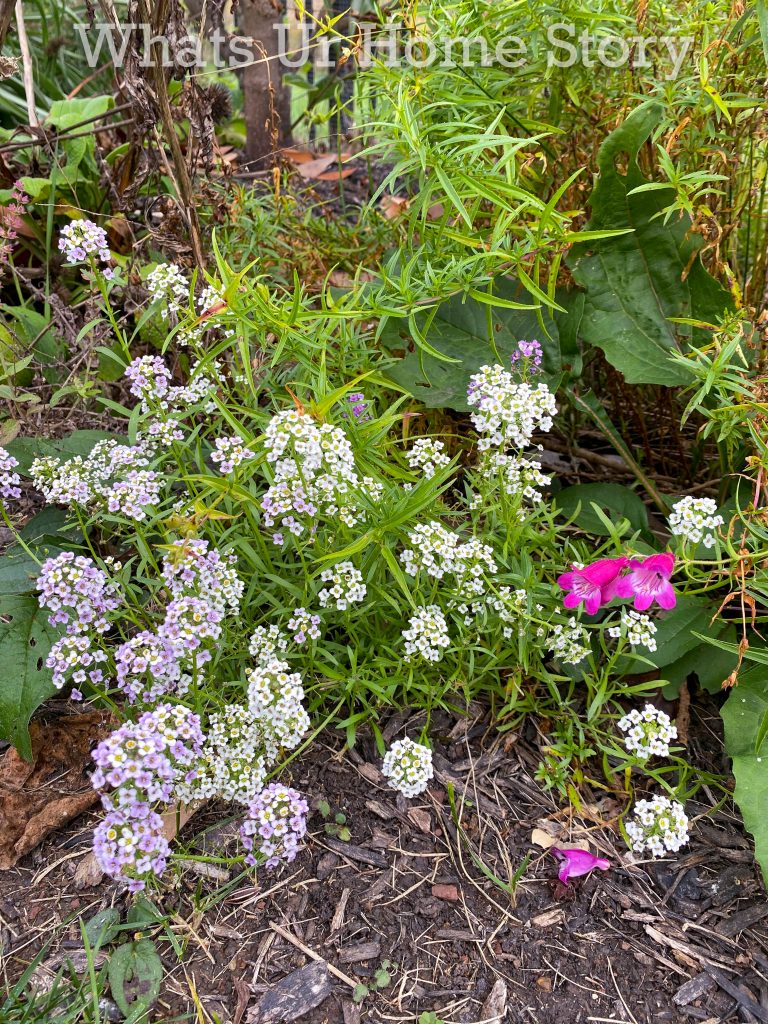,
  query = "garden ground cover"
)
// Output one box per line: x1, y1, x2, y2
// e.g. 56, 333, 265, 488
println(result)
1, 699, 765, 1024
